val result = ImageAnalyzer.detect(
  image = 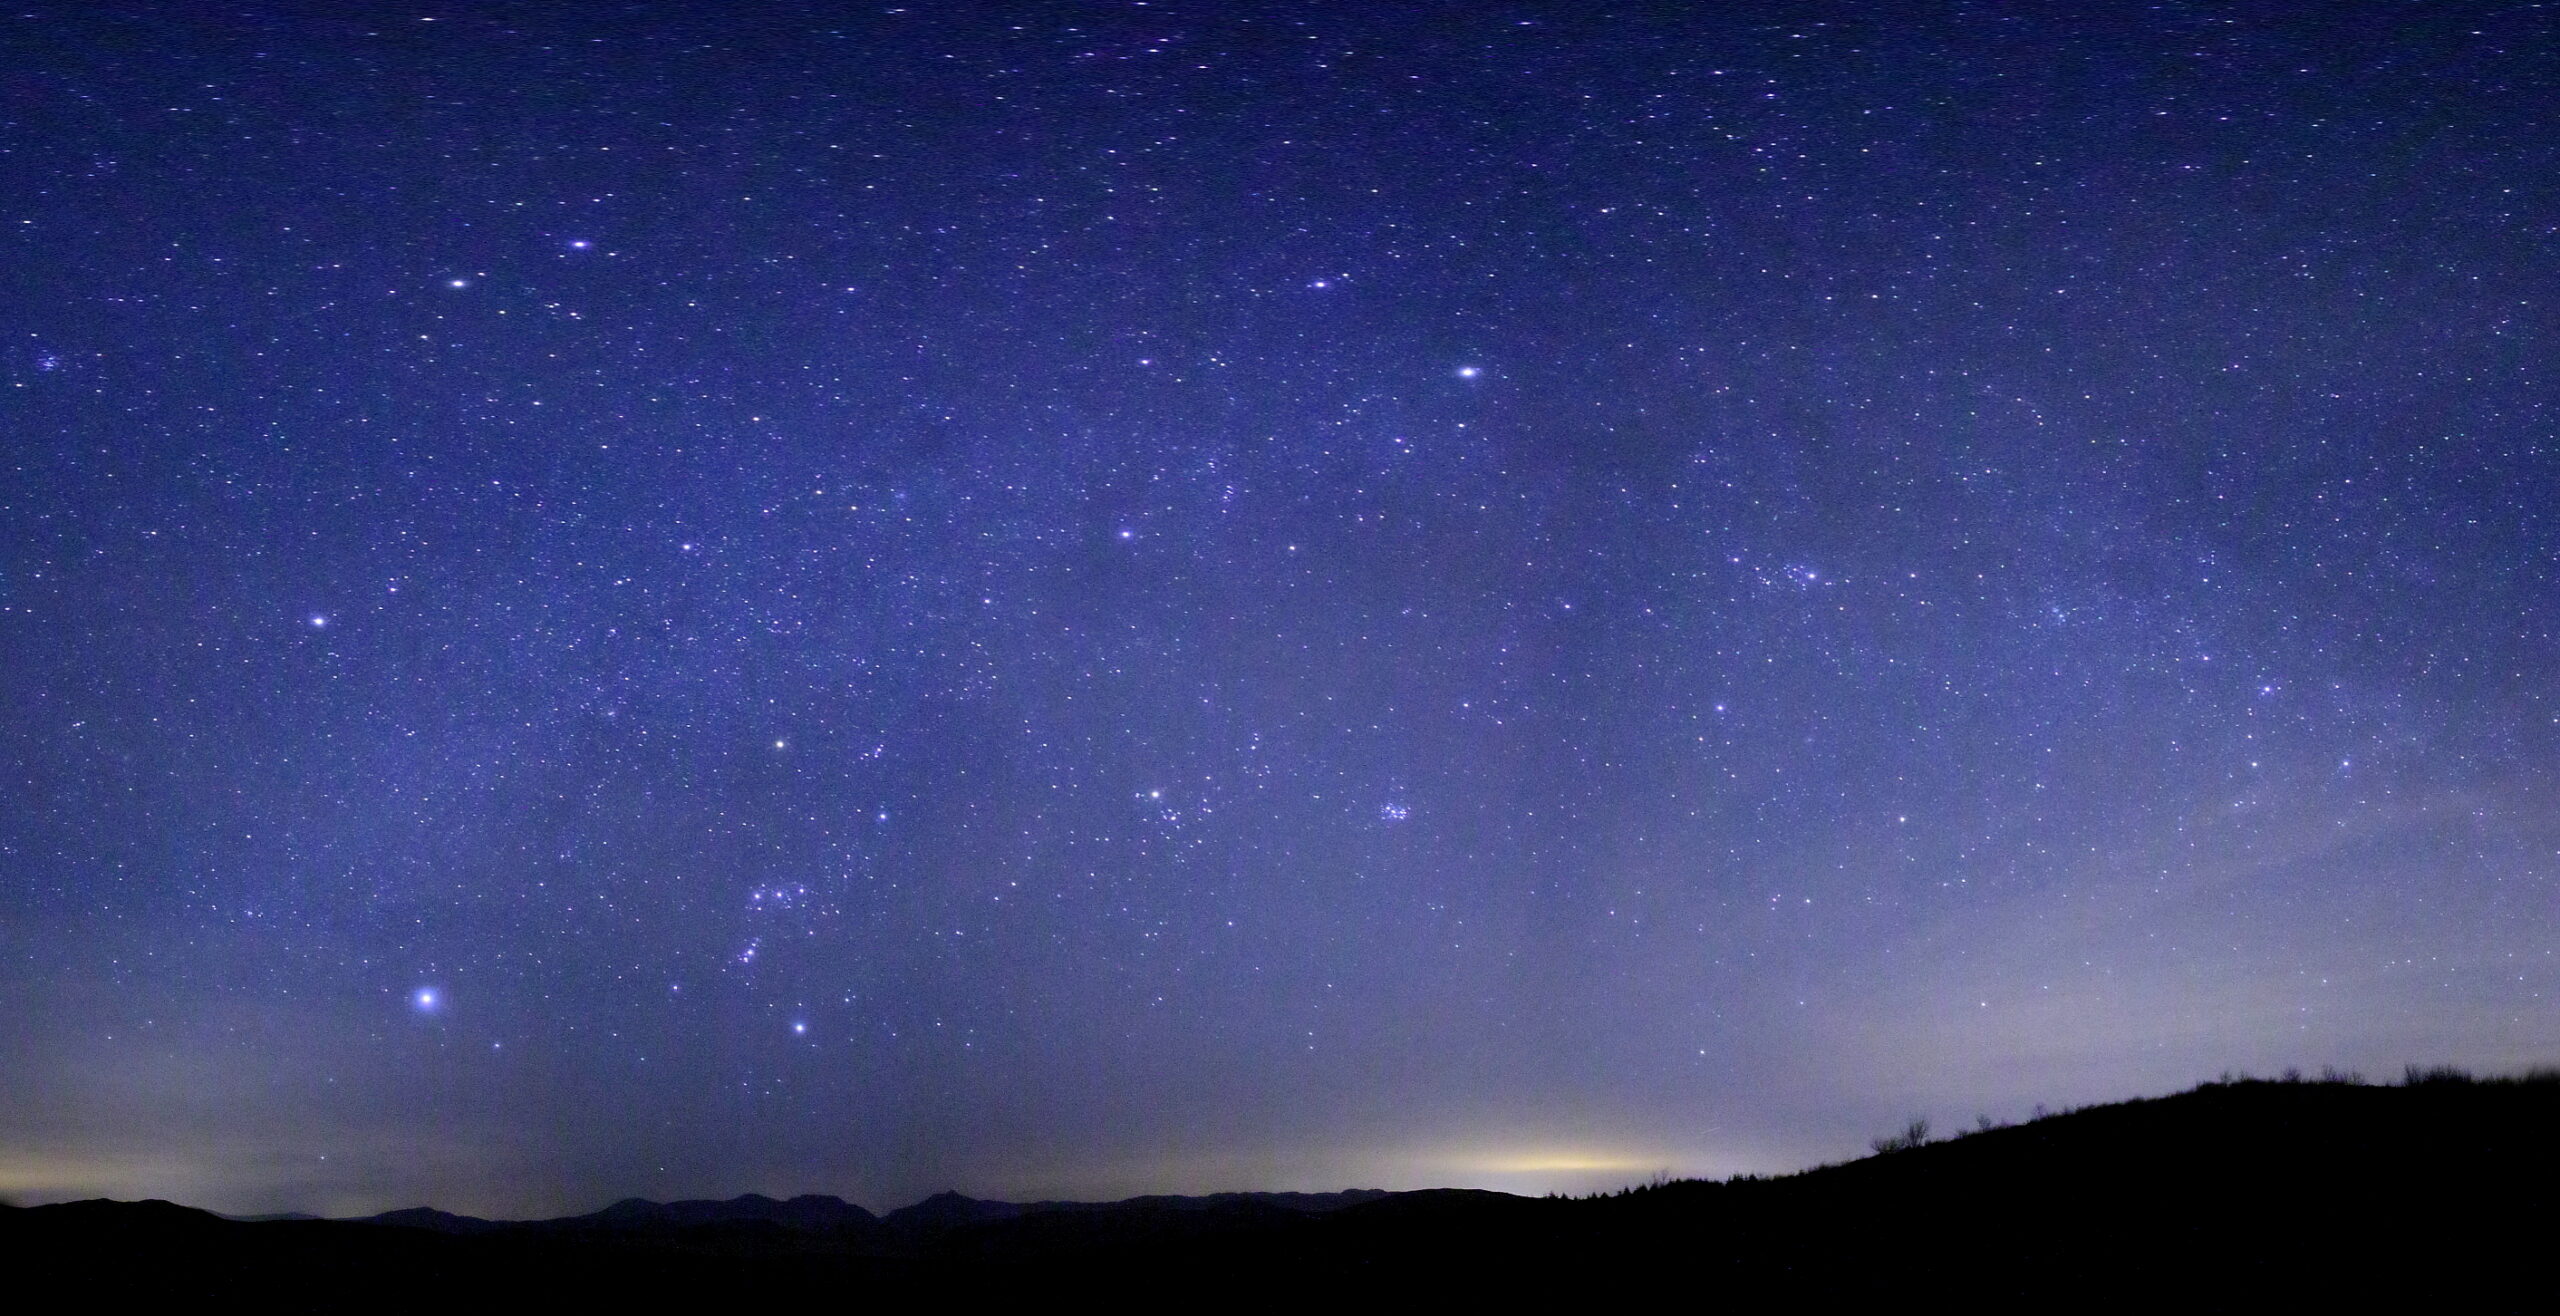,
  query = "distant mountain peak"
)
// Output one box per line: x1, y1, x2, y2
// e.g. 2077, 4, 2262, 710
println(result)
576, 1193, 878, 1229
362, 1206, 500, 1234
